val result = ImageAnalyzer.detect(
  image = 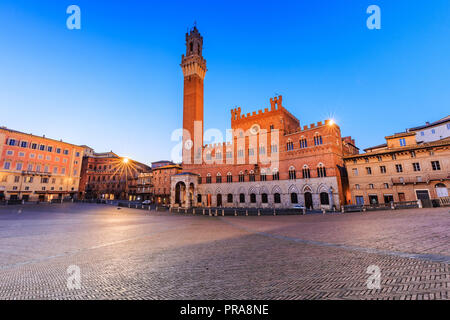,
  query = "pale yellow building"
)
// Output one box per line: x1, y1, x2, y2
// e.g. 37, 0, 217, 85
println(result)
344, 132, 449, 207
